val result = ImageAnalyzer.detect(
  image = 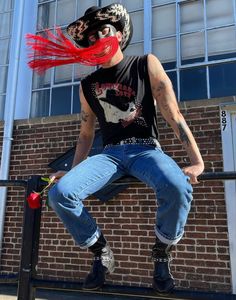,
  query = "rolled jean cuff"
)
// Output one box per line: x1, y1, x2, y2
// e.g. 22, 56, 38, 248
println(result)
155, 226, 183, 245
79, 227, 101, 249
